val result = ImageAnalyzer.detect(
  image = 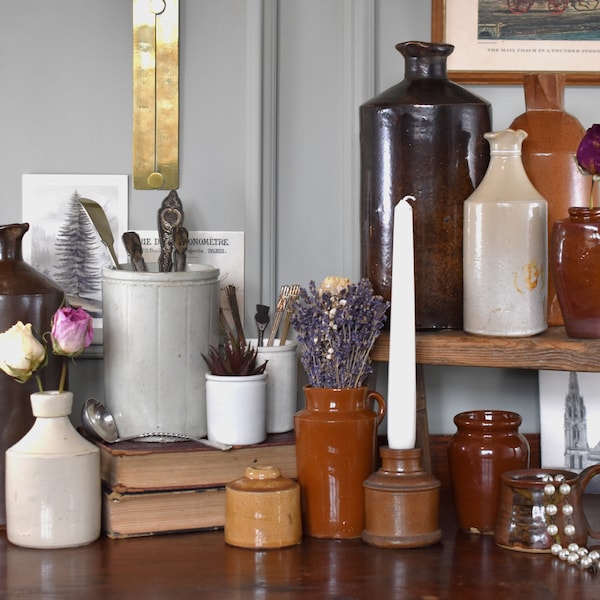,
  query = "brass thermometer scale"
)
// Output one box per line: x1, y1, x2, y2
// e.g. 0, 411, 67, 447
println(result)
133, 0, 179, 190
